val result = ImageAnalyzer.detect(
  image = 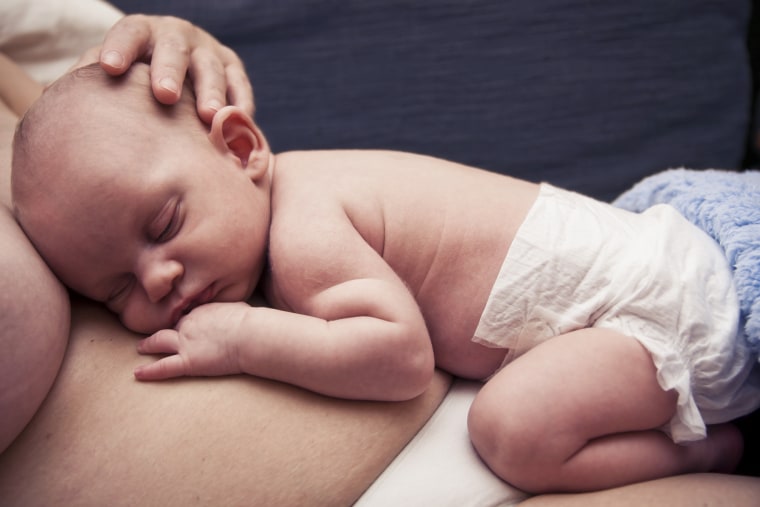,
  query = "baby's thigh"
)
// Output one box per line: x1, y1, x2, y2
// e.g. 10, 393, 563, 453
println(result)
469, 328, 677, 450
